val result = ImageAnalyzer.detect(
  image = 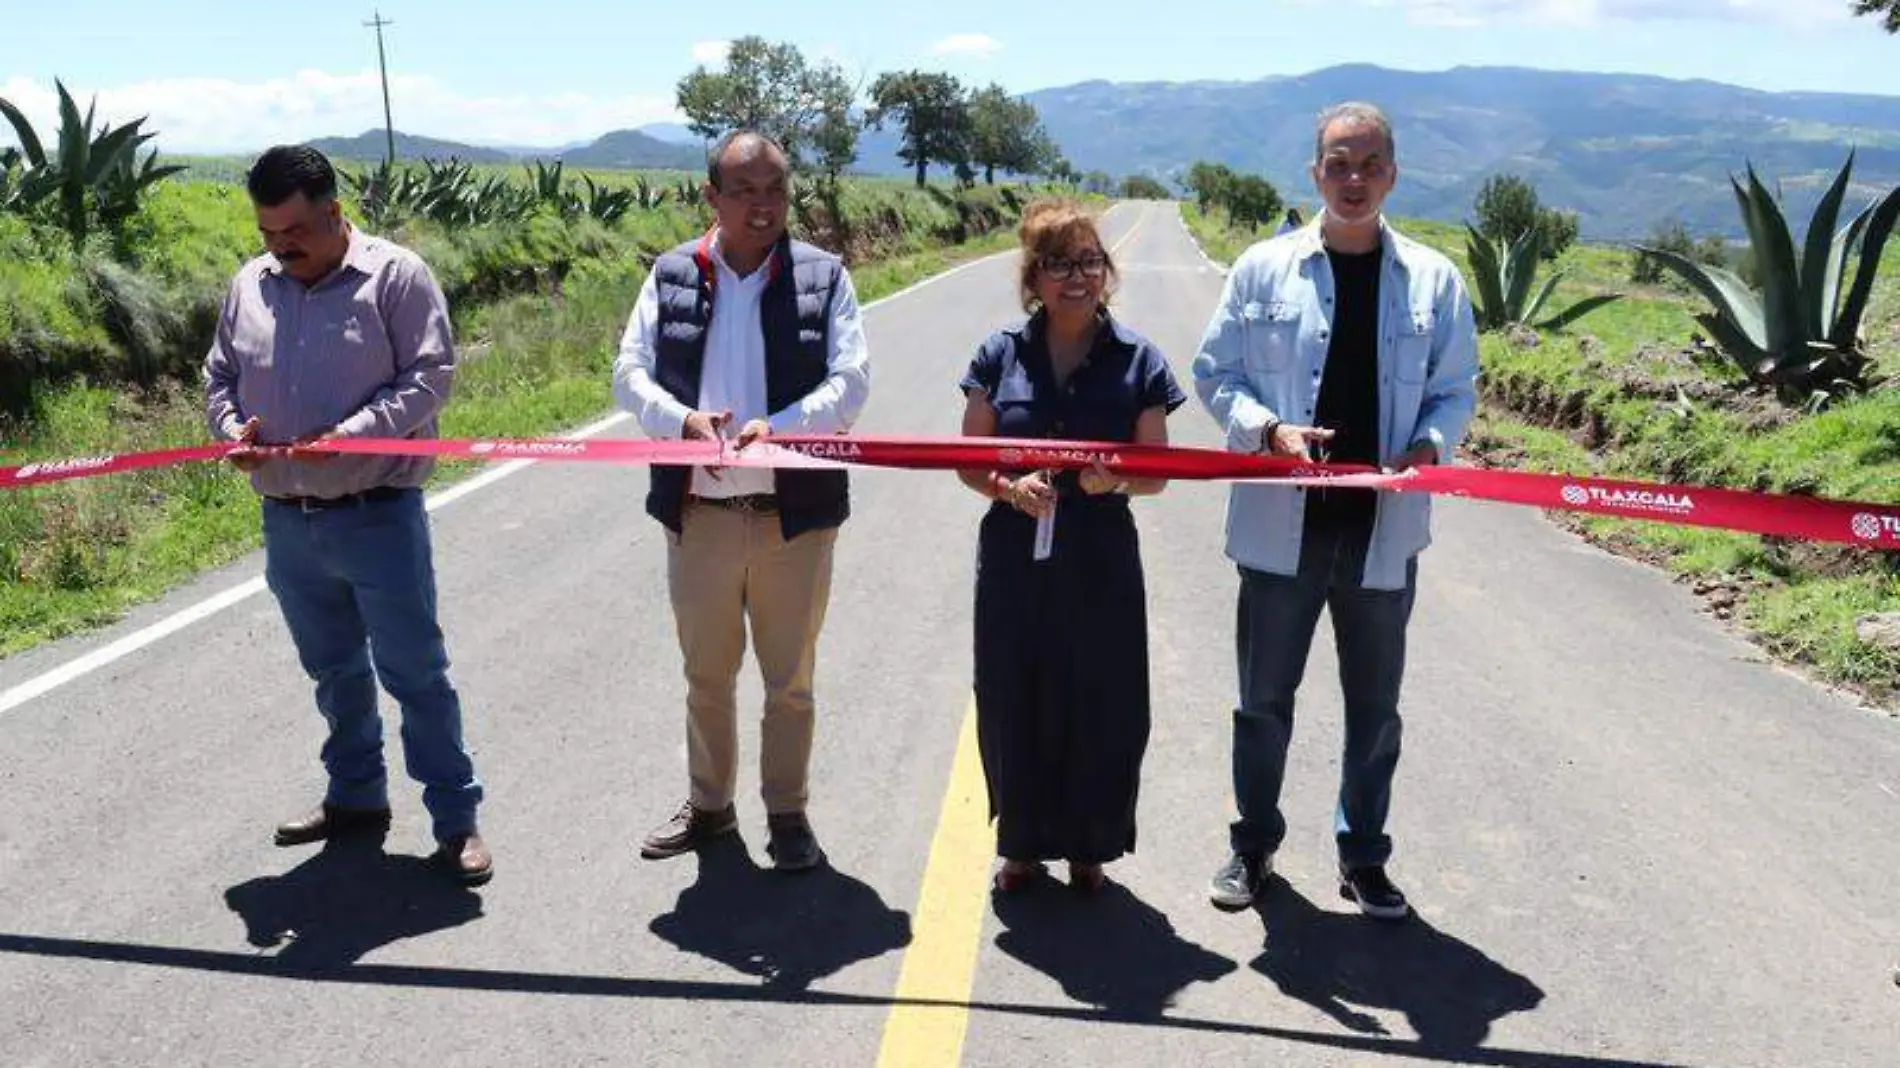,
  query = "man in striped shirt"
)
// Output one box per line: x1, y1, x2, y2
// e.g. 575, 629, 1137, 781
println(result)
204, 145, 491, 886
